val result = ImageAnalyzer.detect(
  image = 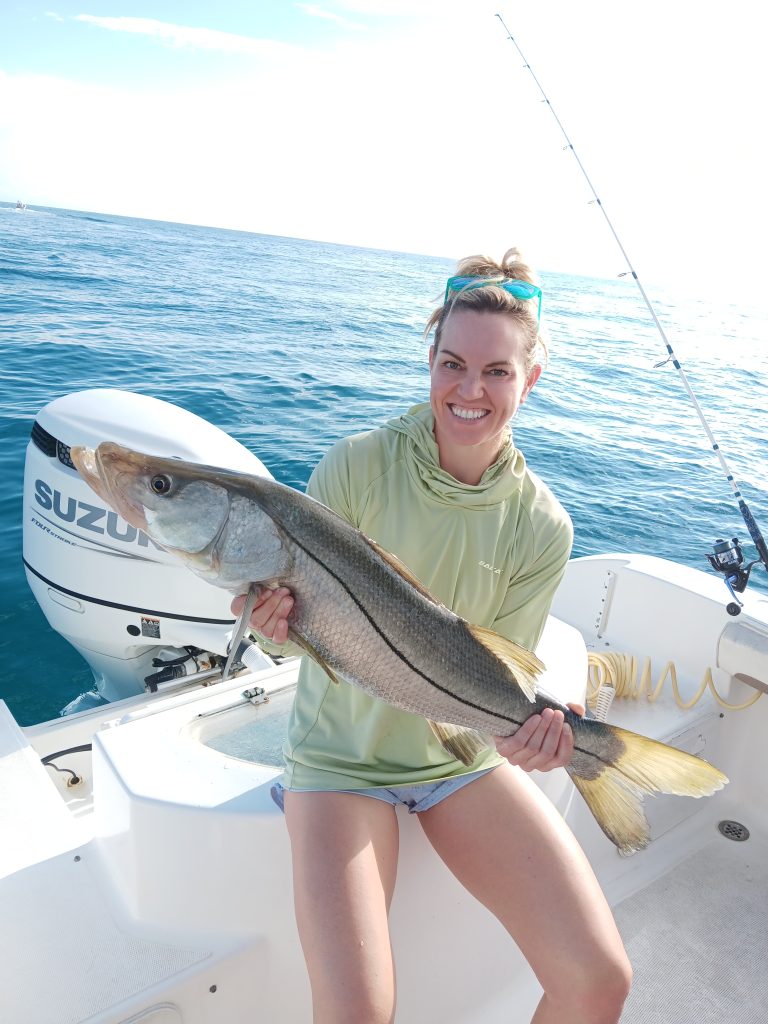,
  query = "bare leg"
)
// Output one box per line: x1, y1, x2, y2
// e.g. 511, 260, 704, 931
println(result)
284, 791, 400, 1024
419, 764, 632, 1024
